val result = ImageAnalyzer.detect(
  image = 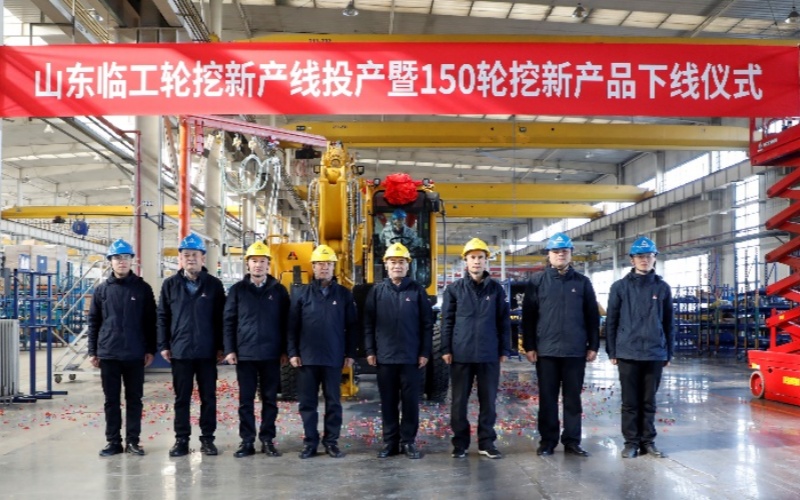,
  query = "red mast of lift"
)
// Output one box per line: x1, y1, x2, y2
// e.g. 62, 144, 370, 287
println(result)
748, 118, 800, 405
